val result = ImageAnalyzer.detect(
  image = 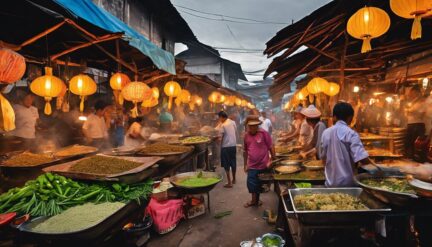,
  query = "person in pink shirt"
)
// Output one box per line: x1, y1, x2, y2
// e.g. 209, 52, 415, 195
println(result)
243, 115, 275, 207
